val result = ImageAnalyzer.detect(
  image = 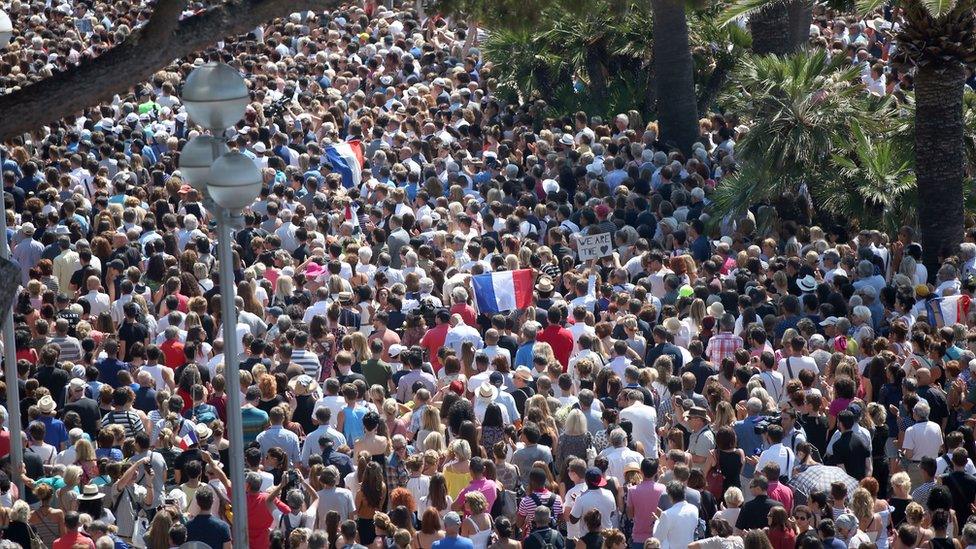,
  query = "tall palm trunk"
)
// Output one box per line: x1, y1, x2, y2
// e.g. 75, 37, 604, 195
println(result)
915, 62, 967, 278
750, 1, 792, 55
650, 0, 699, 155
585, 37, 610, 114
786, 0, 812, 51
